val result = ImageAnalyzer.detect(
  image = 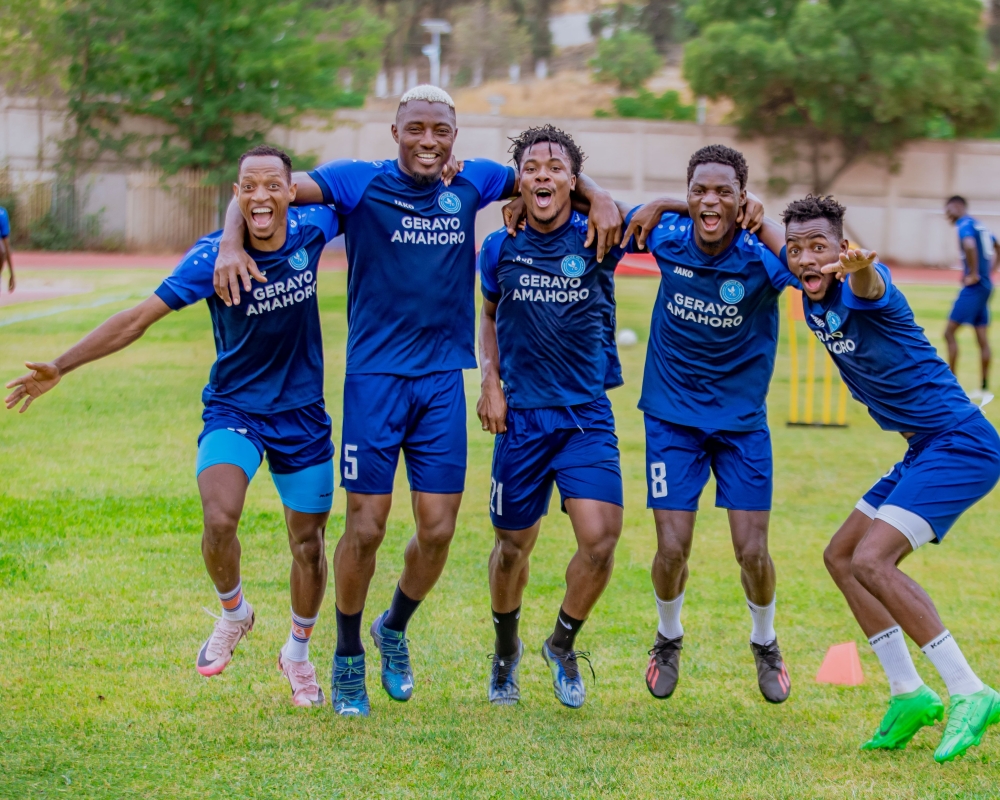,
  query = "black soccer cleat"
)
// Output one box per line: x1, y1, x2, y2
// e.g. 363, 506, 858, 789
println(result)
751, 638, 791, 704
646, 633, 683, 699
